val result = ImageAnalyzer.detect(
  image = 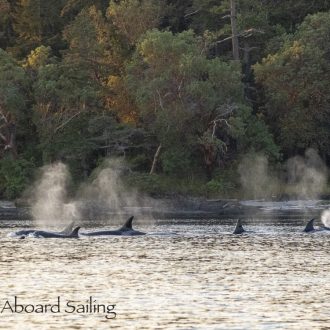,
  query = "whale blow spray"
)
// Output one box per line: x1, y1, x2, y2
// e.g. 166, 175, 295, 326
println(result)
31, 162, 80, 227
286, 148, 328, 199
238, 153, 278, 199
321, 209, 330, 228
78, 158, 157, 223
